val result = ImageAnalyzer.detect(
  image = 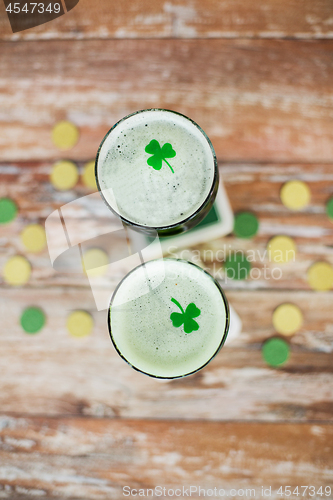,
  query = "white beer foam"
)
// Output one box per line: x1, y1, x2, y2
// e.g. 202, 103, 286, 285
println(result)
110, 259, 228, 378
97, 110, 215, 228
